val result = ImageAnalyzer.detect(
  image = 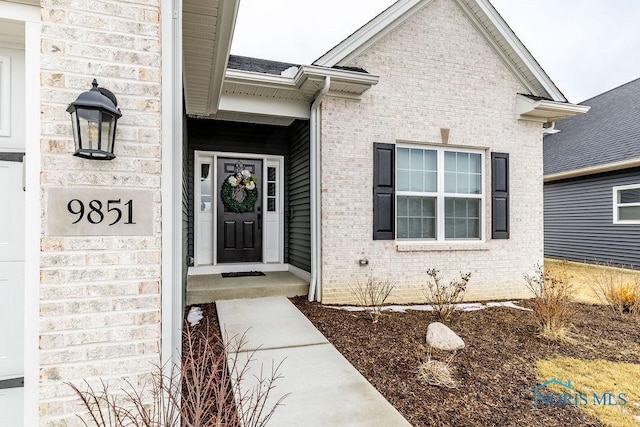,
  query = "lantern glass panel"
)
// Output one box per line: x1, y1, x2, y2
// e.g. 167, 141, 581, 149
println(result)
101, 113, 116, 153
78, 109, 101, 151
